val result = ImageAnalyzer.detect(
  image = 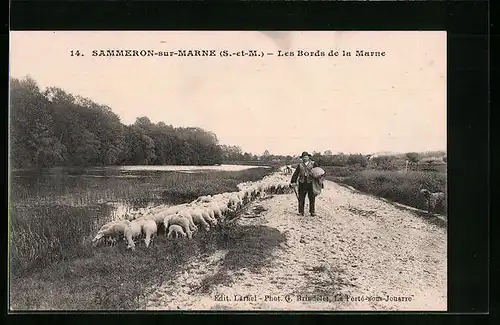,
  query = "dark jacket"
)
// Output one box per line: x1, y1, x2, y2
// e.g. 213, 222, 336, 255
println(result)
291, 160, 318, 184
